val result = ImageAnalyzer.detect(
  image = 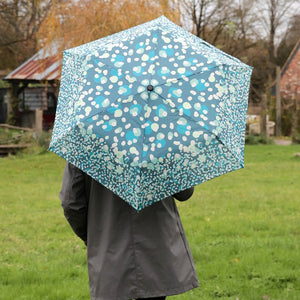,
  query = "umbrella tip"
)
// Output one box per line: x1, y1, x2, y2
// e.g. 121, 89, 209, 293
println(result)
147, 85, 154, 91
